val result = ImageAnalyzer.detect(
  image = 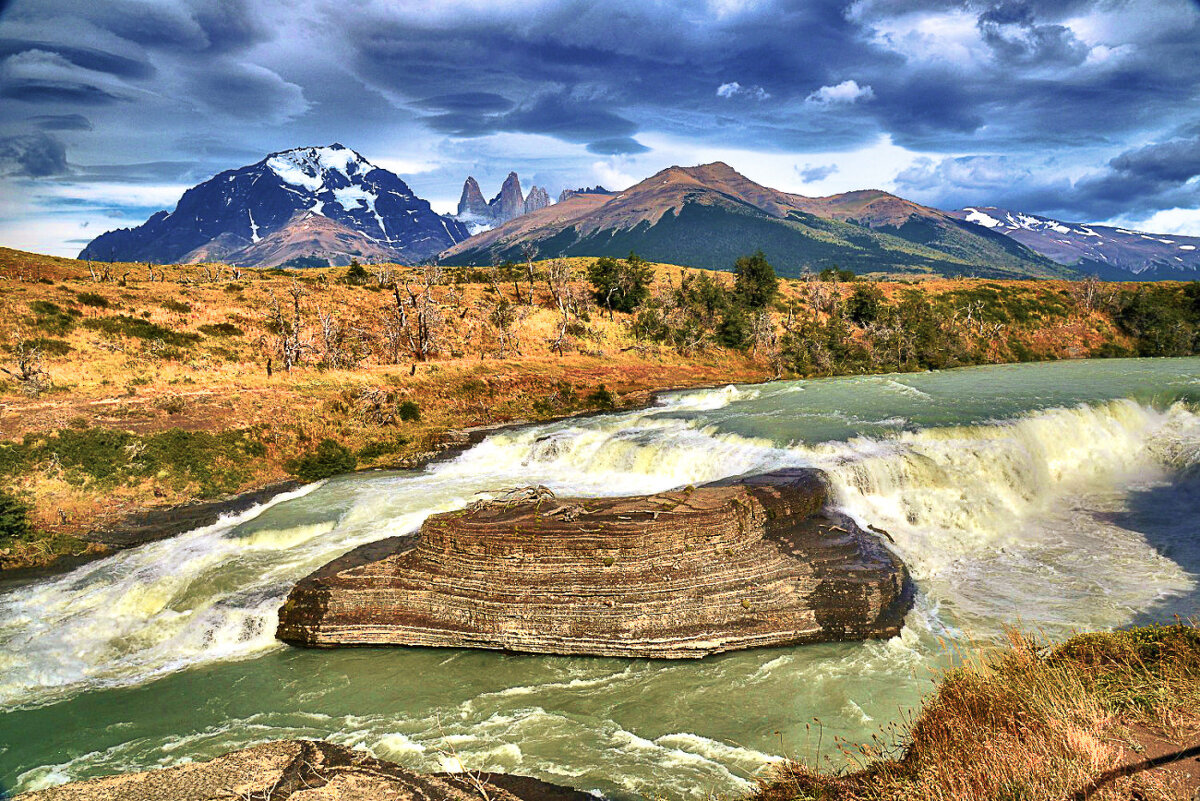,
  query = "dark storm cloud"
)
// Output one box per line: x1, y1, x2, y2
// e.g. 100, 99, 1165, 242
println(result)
0, 131, 67, 176
1, 0, 1200, 241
